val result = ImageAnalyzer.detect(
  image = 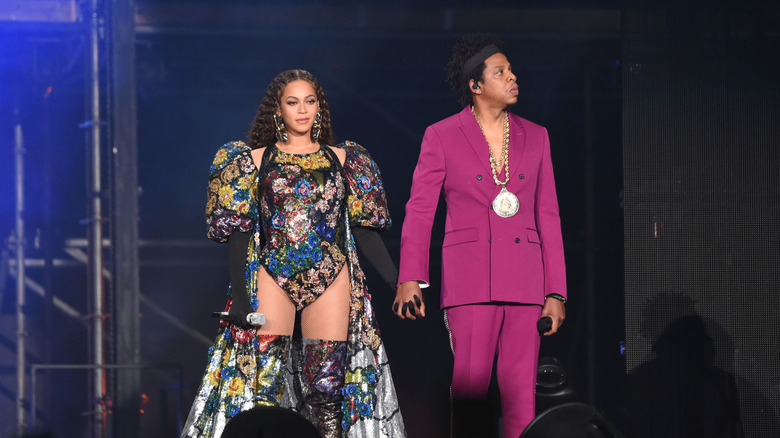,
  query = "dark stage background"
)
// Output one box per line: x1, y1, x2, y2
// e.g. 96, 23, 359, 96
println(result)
21, 0, 780, 437
623, 1, 780, 437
